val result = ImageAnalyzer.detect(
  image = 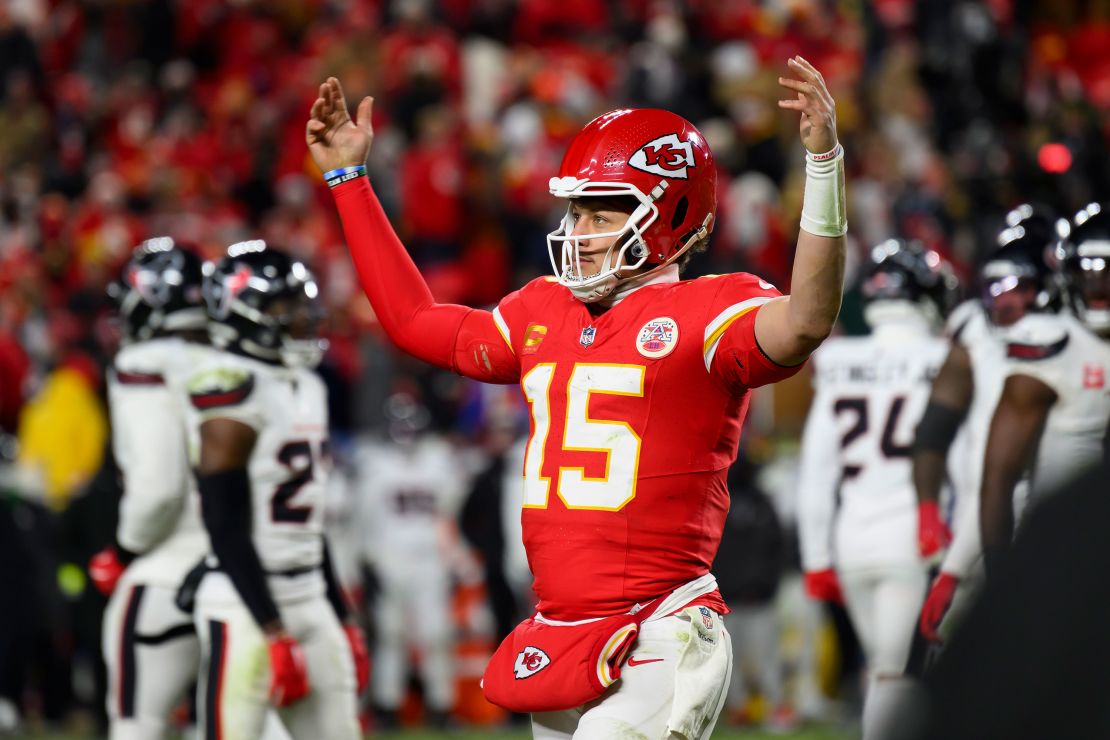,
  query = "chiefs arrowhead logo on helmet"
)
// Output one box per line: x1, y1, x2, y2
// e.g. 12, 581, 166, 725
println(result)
628, 134, 695, 180
513, 646, 551, 679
